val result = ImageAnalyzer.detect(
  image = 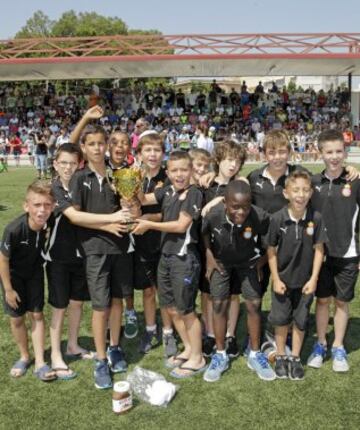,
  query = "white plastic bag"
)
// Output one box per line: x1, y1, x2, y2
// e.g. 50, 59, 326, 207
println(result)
126, 366, 178, 407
